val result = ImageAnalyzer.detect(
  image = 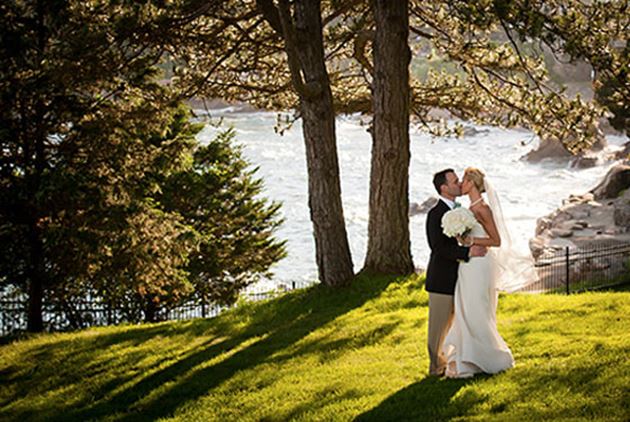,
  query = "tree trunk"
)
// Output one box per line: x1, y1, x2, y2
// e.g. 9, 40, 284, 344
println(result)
293, 0, 354, 286
363, 0, 414, 275
26, 225, 45, 332
25, 0, 48, 333
25, 102, 47, 333
144, 298, 159, 323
